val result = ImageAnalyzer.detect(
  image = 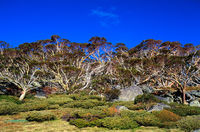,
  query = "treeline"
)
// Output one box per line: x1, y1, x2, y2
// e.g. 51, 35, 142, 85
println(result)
0, 35, 200, 103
